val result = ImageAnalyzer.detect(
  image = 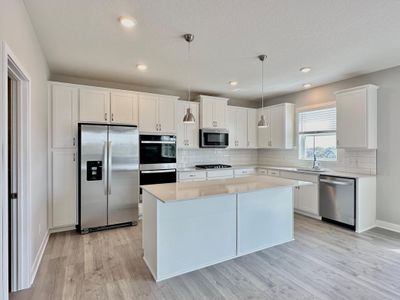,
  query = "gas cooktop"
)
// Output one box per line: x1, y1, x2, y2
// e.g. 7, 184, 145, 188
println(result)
195, 164, 232, 169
